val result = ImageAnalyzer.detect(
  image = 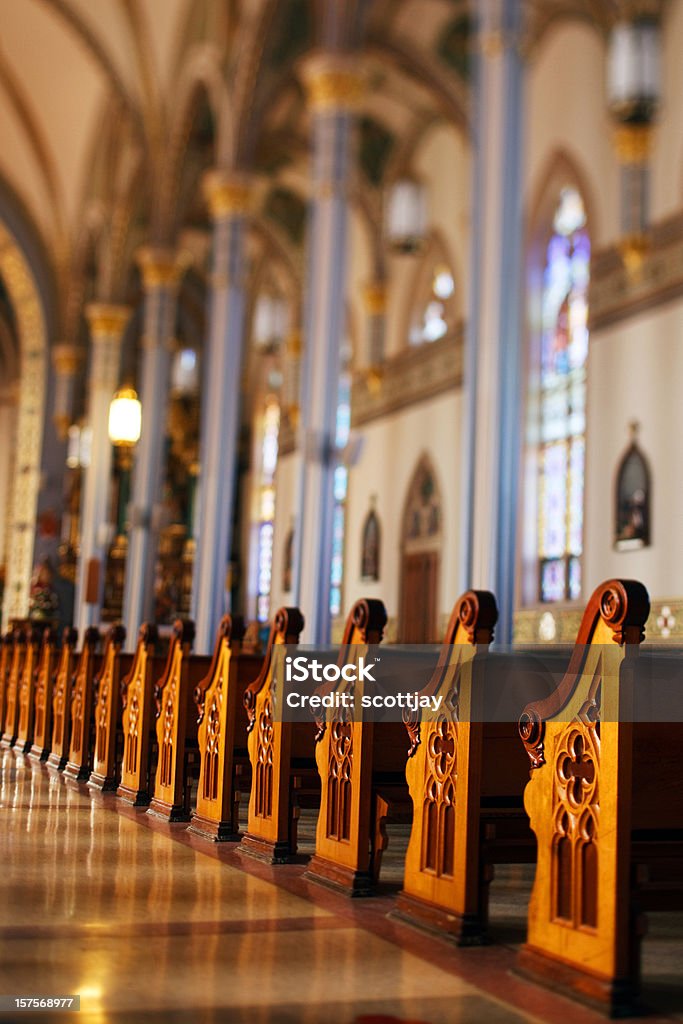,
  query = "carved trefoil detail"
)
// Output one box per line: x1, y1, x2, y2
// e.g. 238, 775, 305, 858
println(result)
552, 722, 600, 930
